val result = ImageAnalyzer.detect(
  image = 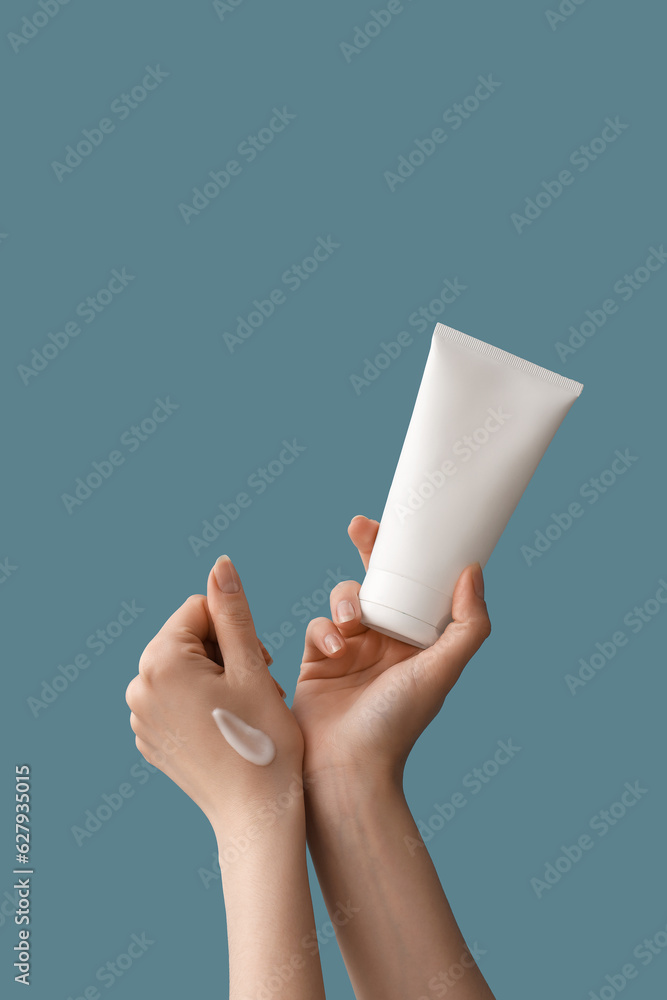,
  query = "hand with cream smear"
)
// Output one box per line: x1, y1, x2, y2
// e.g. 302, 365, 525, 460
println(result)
126, 555, 302, 829
125, 555, 325, 1000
